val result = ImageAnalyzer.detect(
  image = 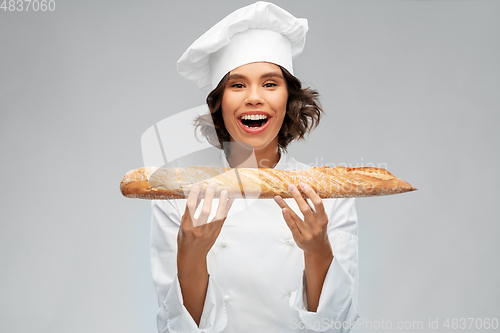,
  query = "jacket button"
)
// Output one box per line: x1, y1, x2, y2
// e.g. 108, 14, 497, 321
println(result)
221, 240, 227, 247
223, 294, 230, 302
285, 239, 294, 246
